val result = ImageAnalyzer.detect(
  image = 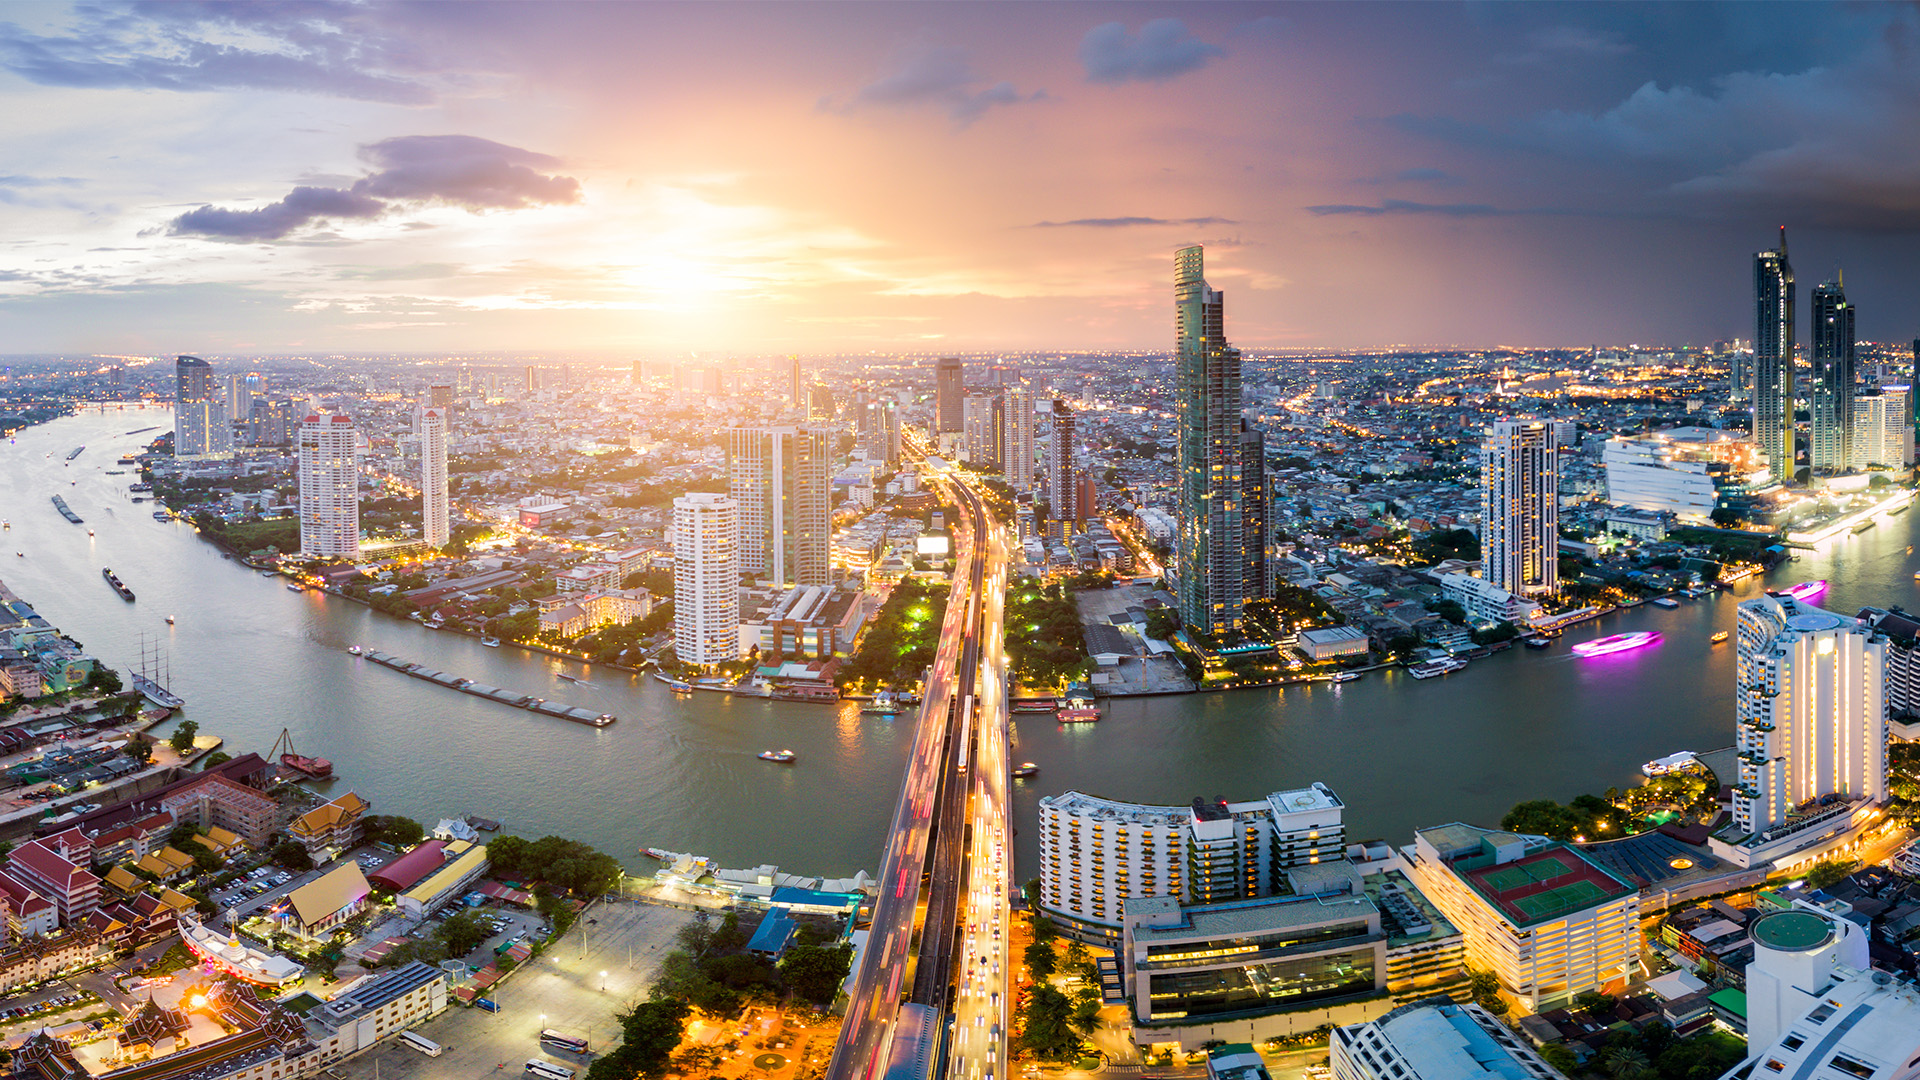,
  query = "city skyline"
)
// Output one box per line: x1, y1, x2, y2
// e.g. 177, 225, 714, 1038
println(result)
6, 3, 1920, 354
